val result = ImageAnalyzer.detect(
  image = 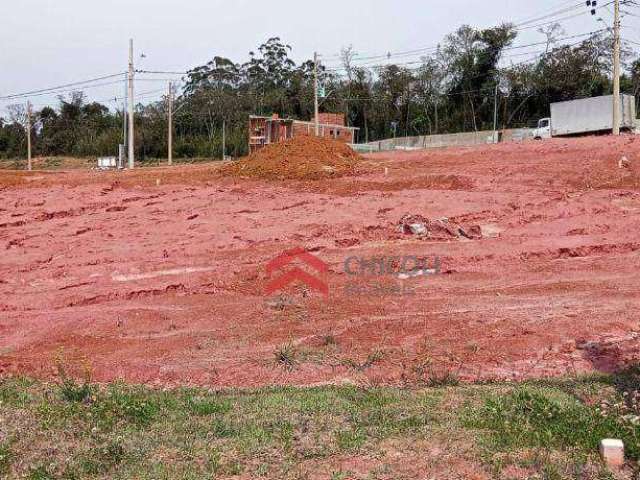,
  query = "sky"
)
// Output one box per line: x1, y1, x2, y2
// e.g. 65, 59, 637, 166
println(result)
0, 0, 634, 116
